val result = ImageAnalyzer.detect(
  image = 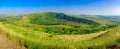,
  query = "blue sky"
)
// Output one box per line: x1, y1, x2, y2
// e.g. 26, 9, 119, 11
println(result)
0, 0, 120, 15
